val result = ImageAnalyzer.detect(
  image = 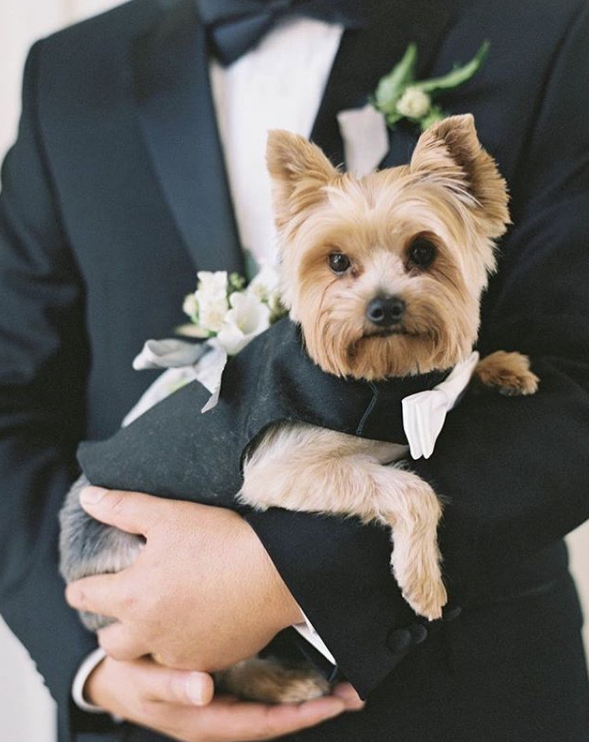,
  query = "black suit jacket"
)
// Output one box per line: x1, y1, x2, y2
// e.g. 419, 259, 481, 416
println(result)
1, 1, 589, 741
